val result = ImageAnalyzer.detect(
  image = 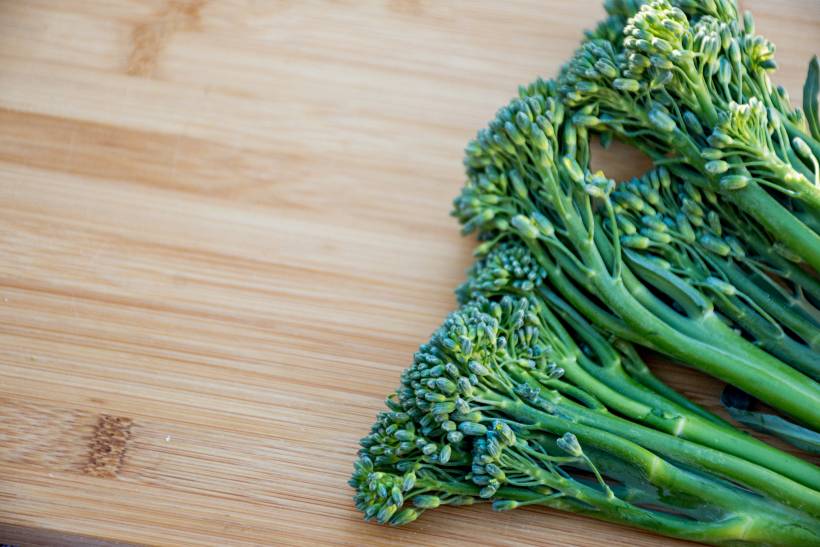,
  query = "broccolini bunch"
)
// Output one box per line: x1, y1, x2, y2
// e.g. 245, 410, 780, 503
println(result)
453, 77, 820, 432
351, 262, 820, 542
352, 0, 820, 542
